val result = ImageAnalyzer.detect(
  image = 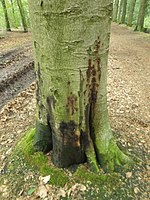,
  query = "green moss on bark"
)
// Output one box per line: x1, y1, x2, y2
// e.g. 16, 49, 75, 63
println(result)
34, 120, 52, 153
13, 128, 69, 187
